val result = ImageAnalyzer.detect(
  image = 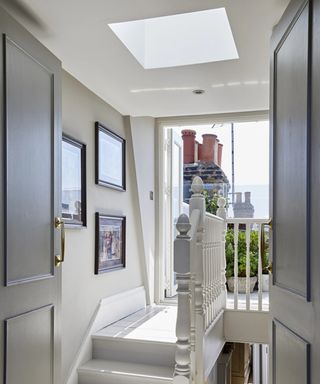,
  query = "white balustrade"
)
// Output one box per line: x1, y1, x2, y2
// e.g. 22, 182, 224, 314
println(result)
174, 177, 270, 383
174, 177, 227, 384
